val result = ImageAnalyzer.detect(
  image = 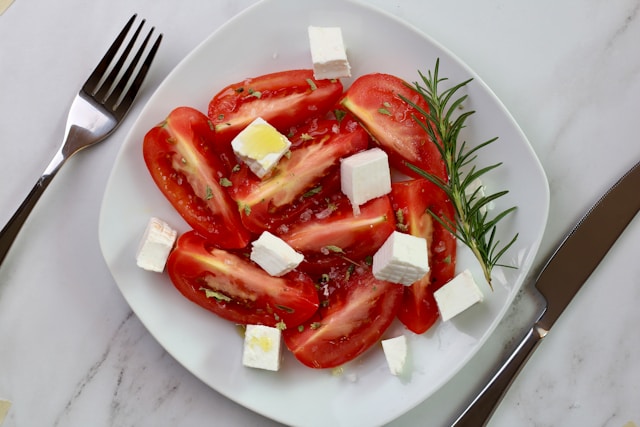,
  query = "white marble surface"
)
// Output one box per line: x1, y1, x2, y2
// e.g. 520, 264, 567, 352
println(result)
1, 0, 639, 426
